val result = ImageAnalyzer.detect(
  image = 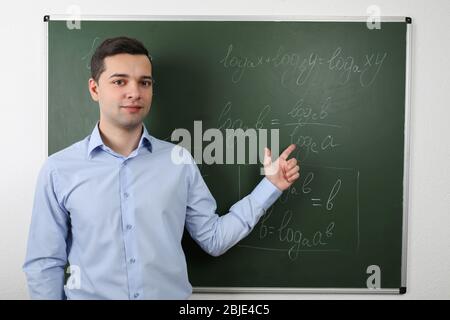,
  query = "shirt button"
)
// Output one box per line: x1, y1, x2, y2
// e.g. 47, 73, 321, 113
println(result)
124, 192, 129, 198
130, 258, 136, 264
134, 293, 140, 299
126, 224, 133, 230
